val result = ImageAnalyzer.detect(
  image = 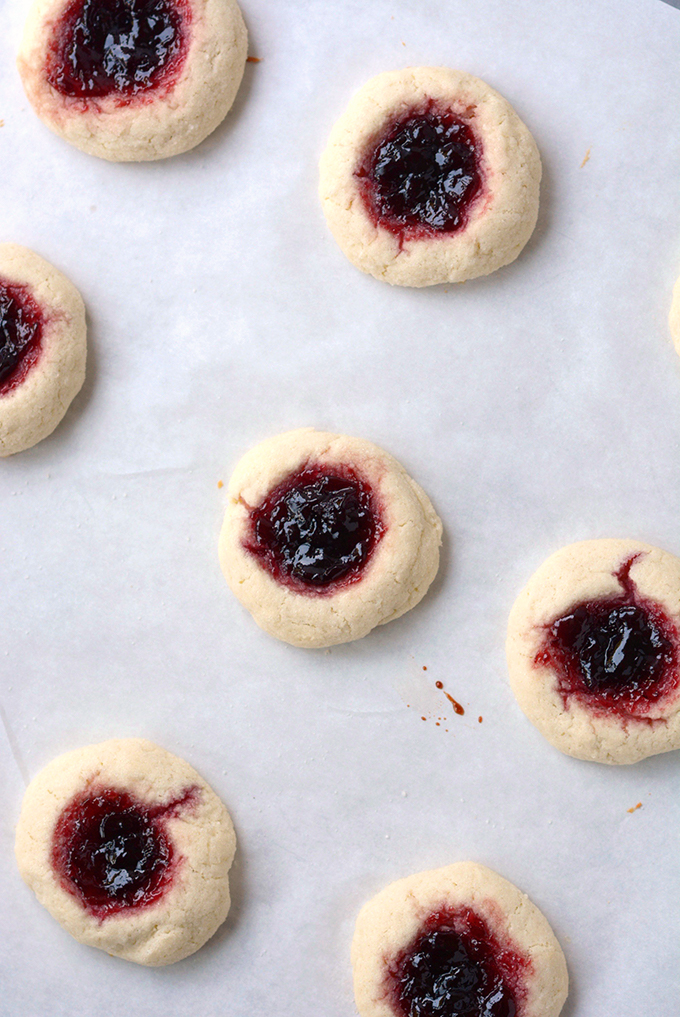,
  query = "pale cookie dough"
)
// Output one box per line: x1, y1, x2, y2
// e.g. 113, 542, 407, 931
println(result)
319, 67, 541, 287
17, 0, 247, 161
507, 539, 680, 764
219, 428, 442, 648
15, 739, 237, 965
669, 274, 680, 357
0, 244, 86, 457
352, 862, 568, 1017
